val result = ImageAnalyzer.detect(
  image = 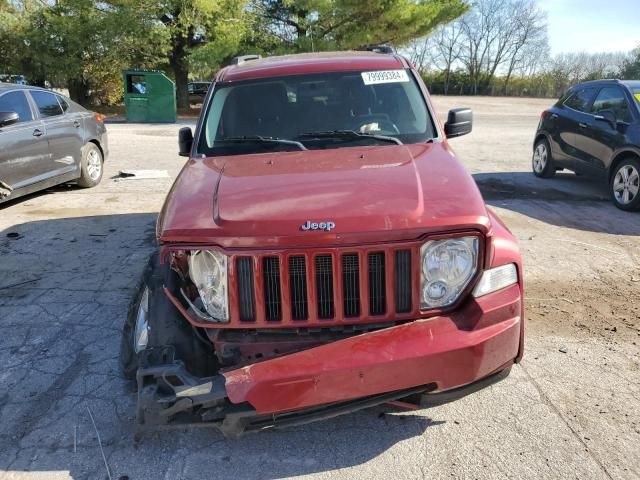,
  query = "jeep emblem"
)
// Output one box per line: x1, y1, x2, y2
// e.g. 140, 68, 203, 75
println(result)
301, 220, 335, 232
